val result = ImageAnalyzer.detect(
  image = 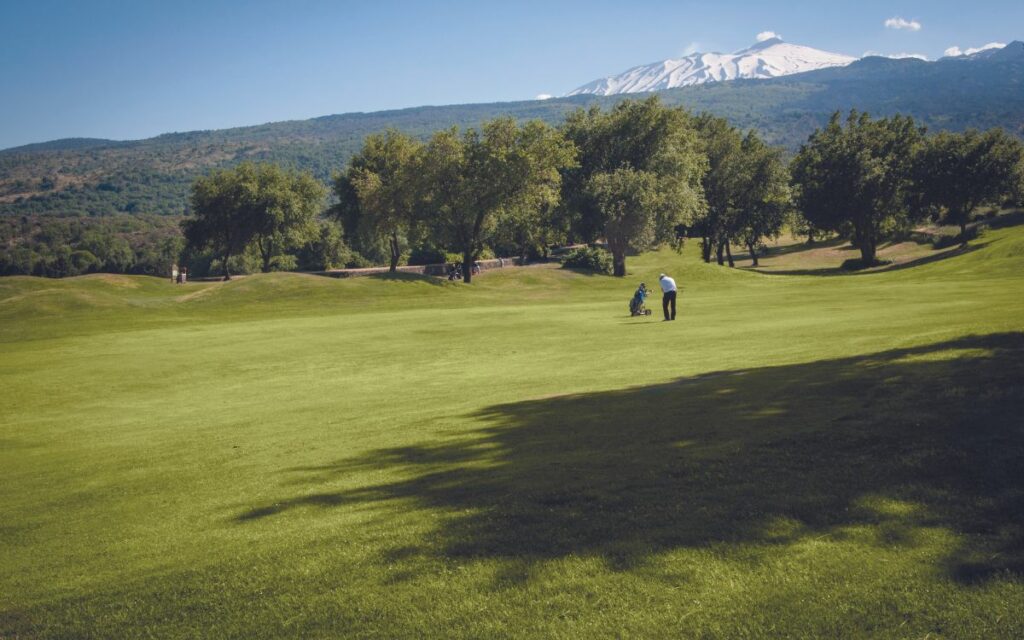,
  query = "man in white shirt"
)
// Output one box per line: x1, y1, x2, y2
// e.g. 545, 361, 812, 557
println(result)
659, 273, 677, 321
